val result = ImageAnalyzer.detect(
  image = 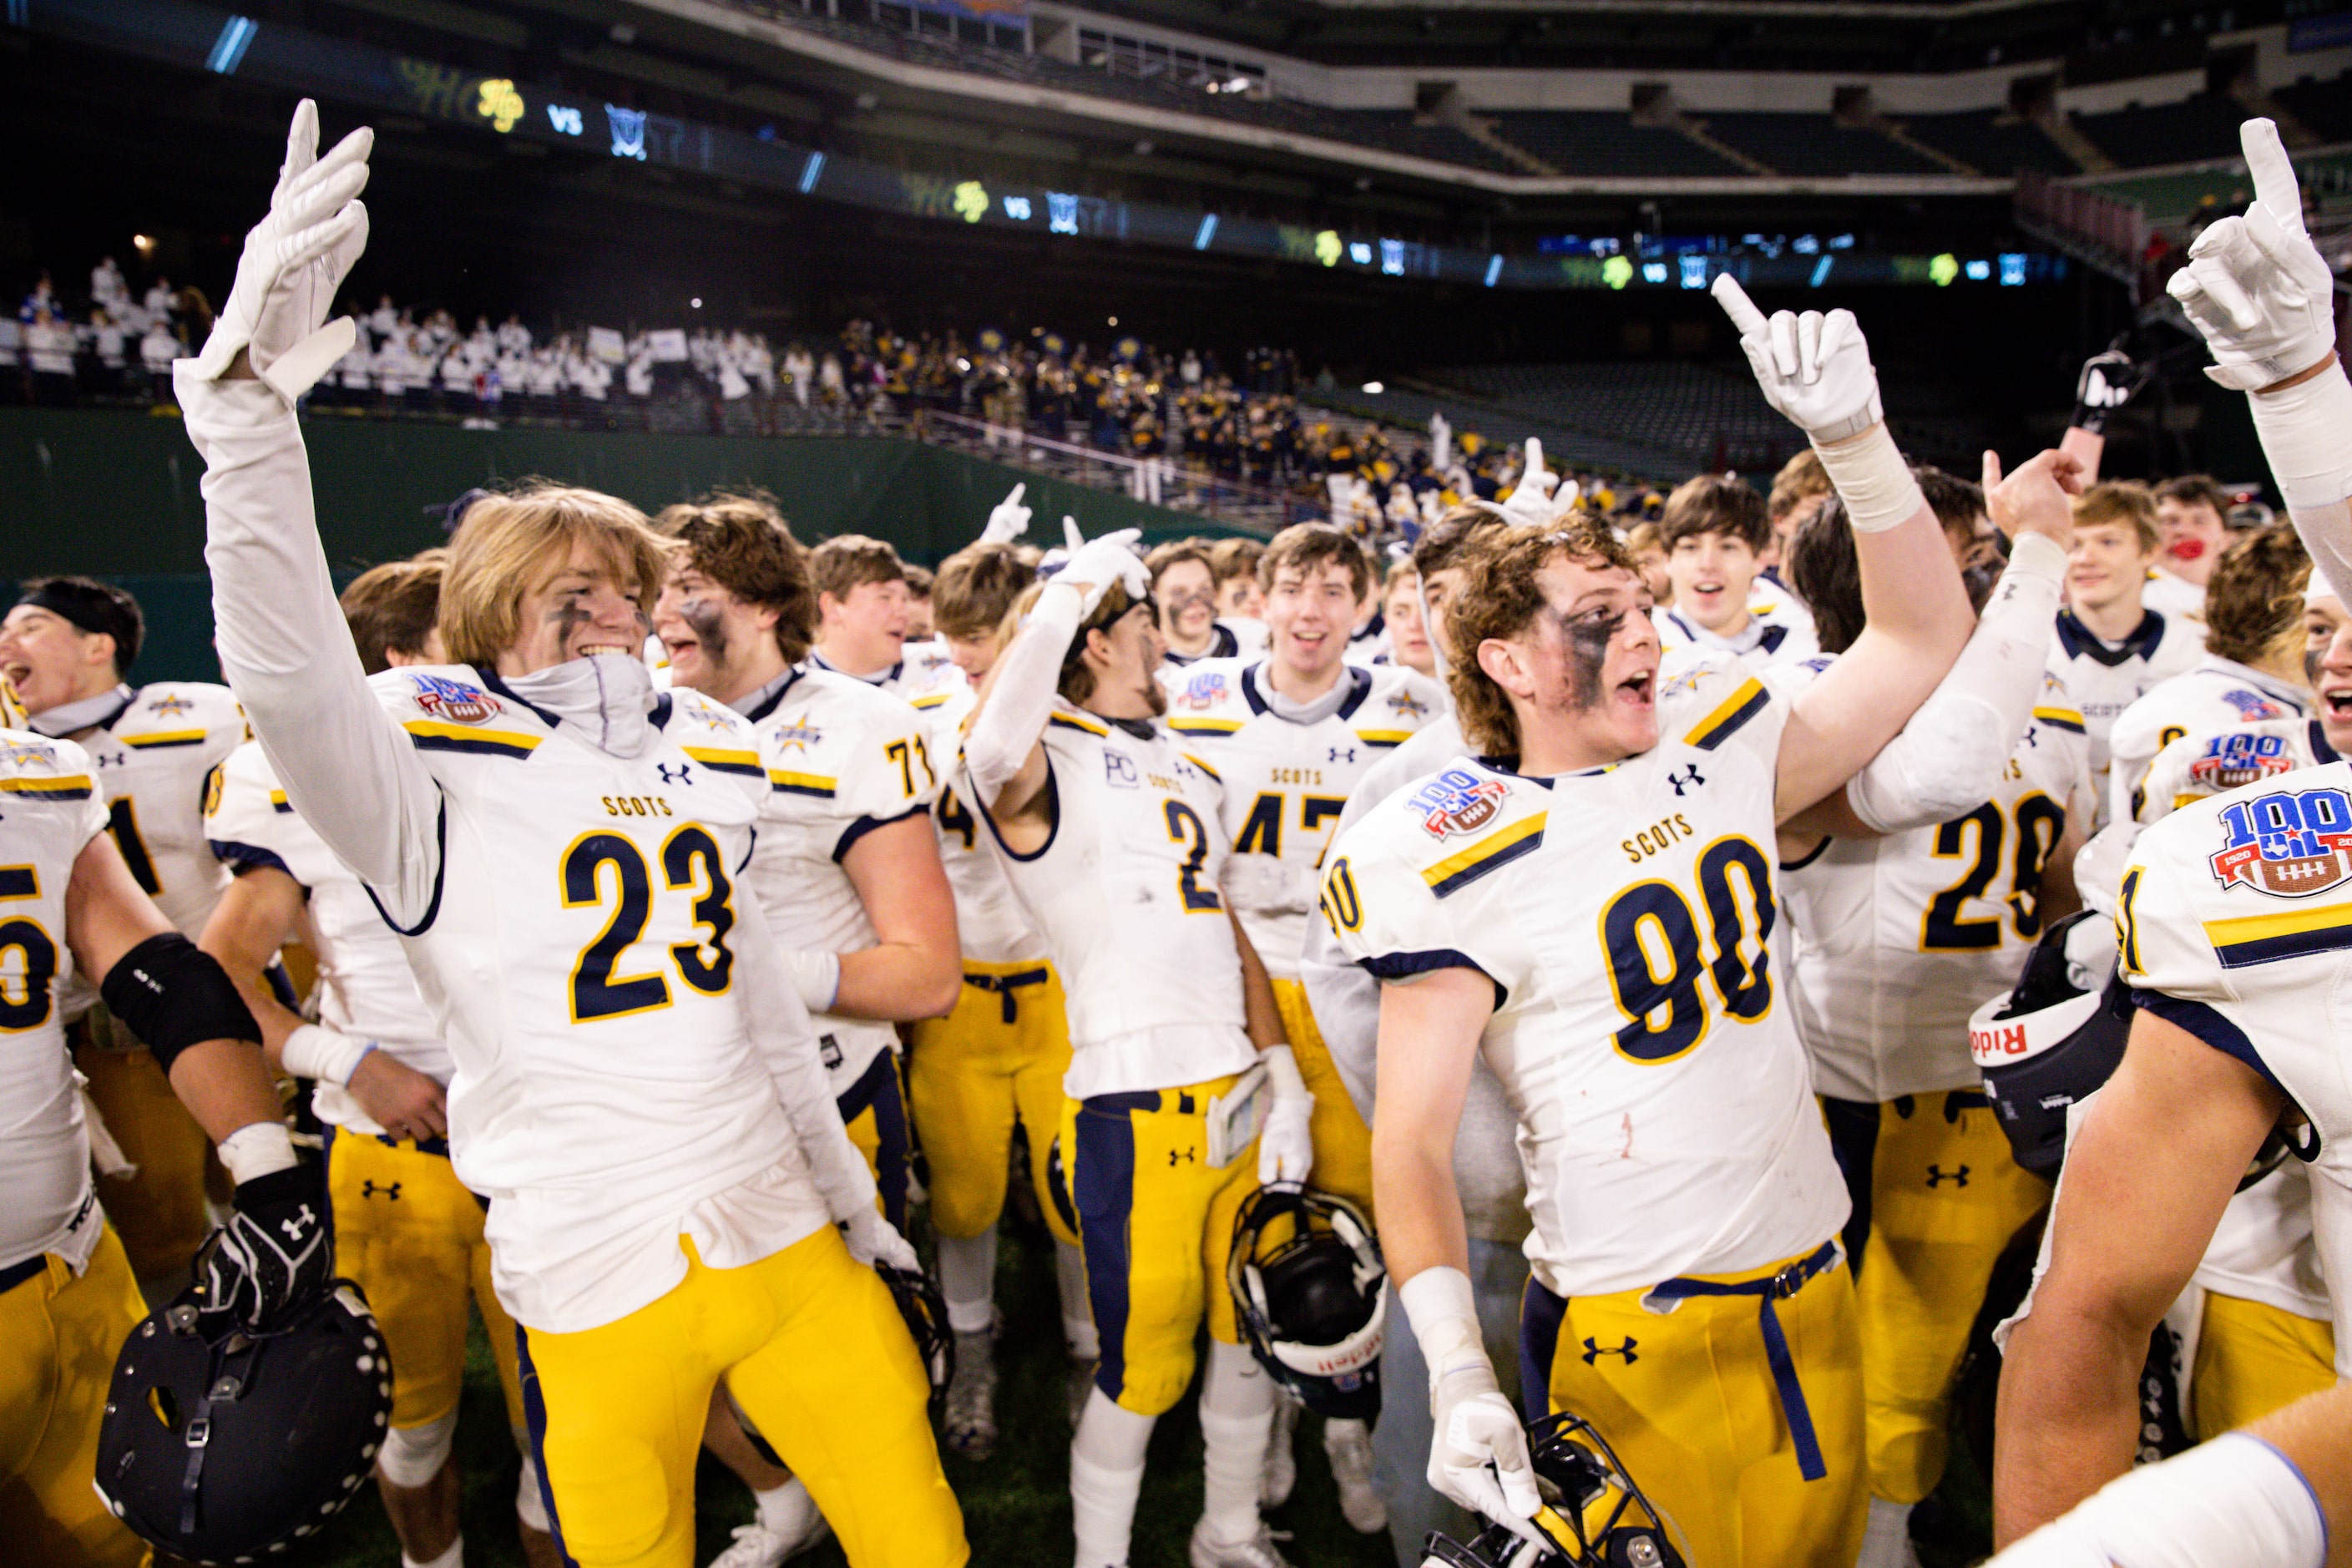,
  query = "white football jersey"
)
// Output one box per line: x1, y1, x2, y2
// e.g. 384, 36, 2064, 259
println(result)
65, 681, 245, 939
1651, 588, 1818, 669
1161, 660, 1448, 981
1326, 655, 1850, 1297
2106, 657, 2305, 828
203, 740, 445, 1136
2046, 608, 2205, 826
2122, 750, 2352, 1368
1784, 670, 2092, 1102
974, 706, 1257, 1099
814, 641, 968, 712
924, 686, 1046, 967
2141, 567, 2204, 624
0, 732, 108, 1274
740, 666, 939, 1093
354, 668, 831, 1331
